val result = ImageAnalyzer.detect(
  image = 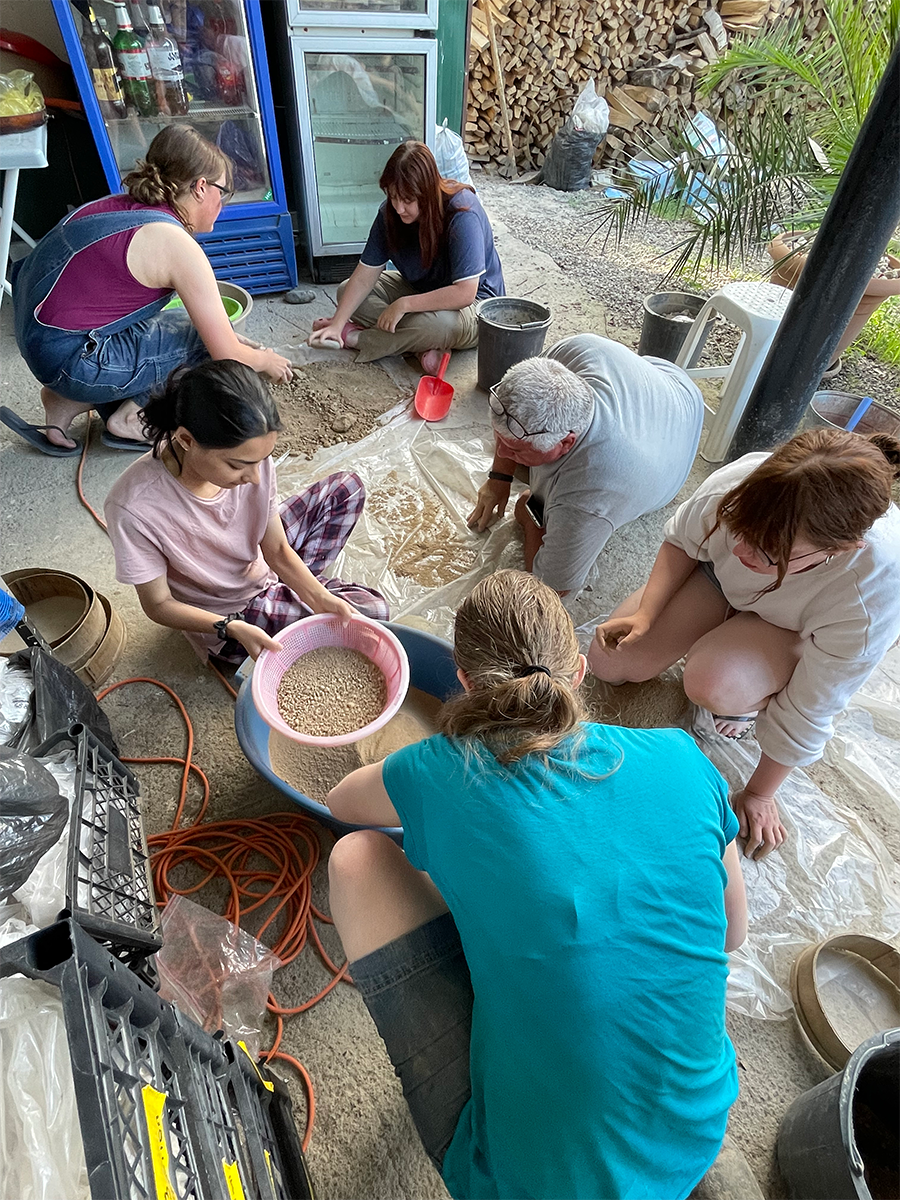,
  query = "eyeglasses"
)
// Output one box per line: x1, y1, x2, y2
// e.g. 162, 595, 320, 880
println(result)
209, 181, 234, 203
756, 546, 834, 568
488, 387, 565, 441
